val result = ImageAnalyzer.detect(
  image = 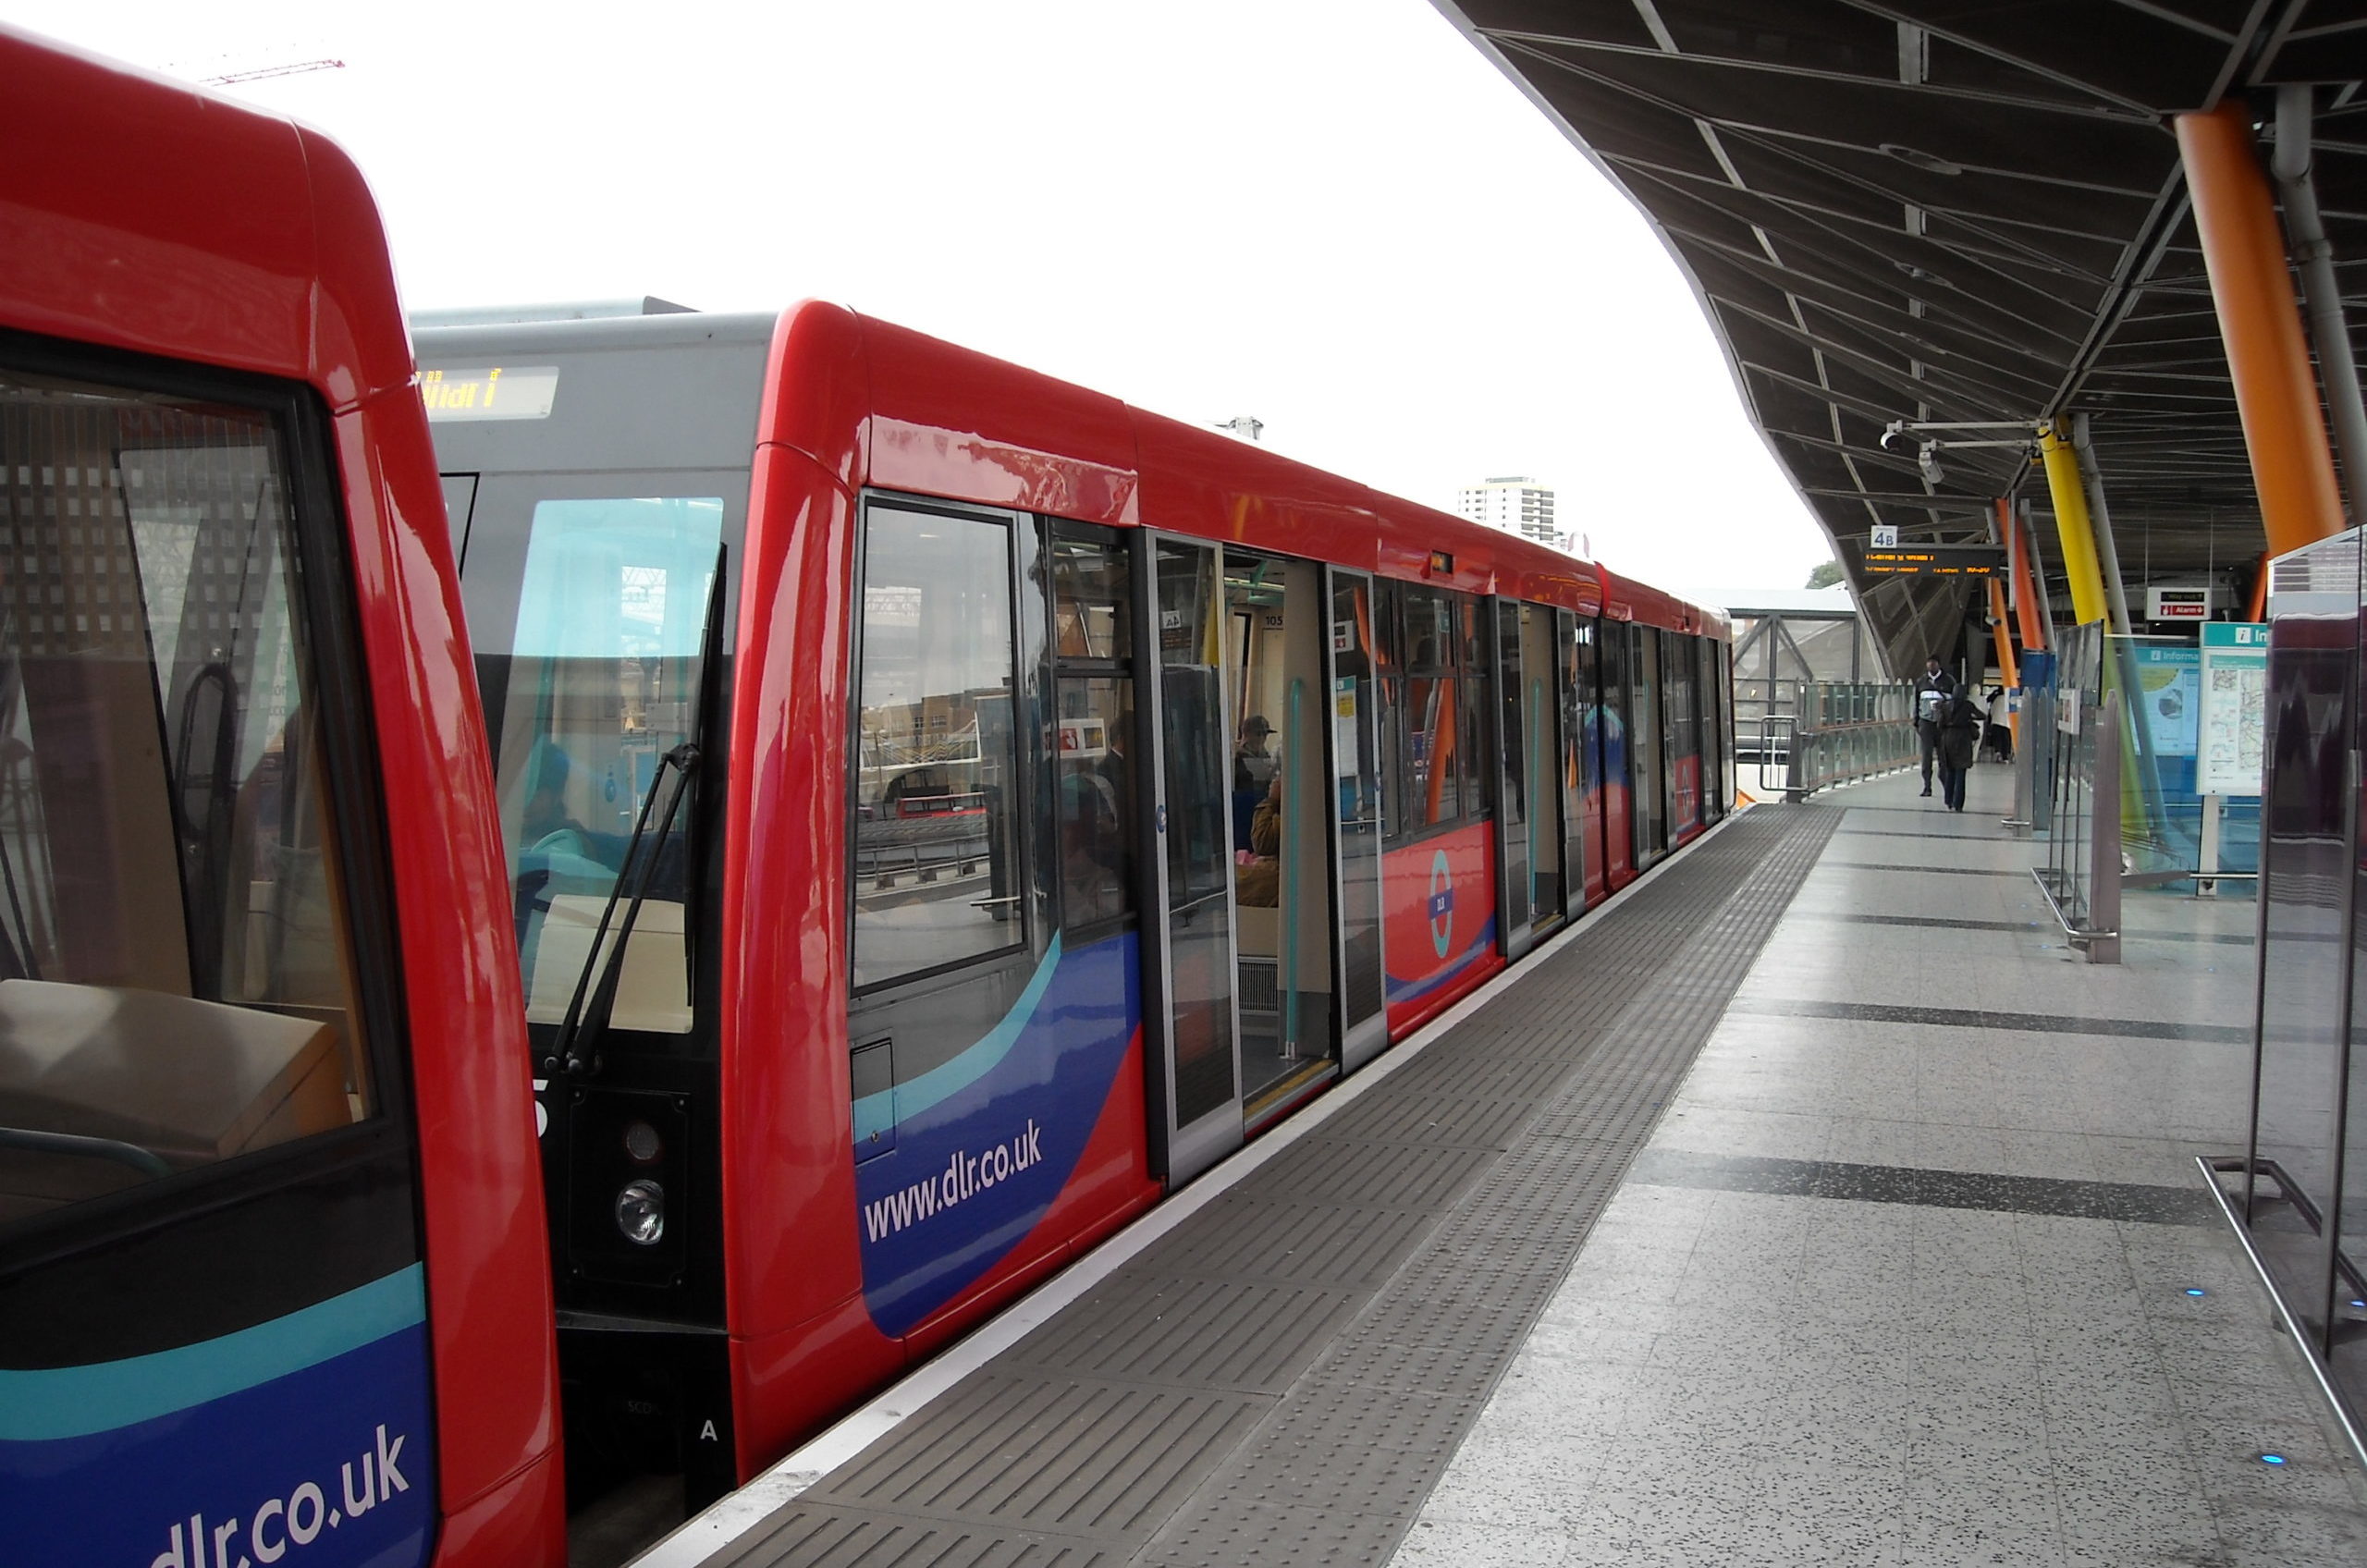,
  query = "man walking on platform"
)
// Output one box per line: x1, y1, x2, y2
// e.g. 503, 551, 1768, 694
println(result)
1916, 657, 1956, 796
